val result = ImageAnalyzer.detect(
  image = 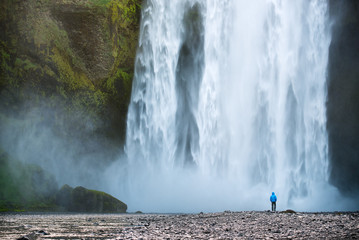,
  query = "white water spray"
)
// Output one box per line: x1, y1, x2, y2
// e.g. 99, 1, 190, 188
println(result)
122, 0, 340, 212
